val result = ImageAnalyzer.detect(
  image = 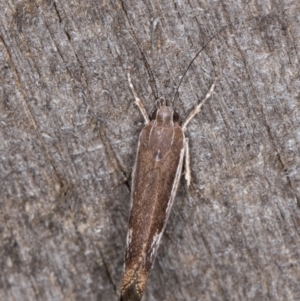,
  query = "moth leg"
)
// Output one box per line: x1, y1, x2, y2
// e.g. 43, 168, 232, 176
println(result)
182, 76, 218, 132
184, 138, 191, 187
127, 72, 150, 124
